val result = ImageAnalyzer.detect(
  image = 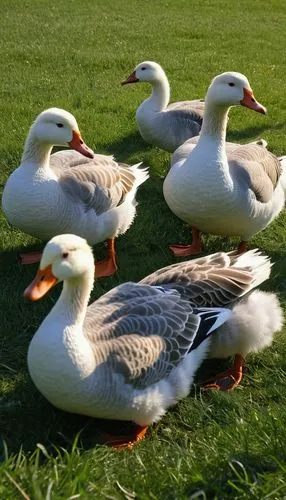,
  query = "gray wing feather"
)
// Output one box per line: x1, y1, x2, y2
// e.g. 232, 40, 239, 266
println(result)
163, 107, 203, 140
228, 144, 282, 203
167, 99, 205, 116
50, 151, 137, 215
84, 282, 202, 389
51, 150, 108, 172
140, 252, 254, 307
